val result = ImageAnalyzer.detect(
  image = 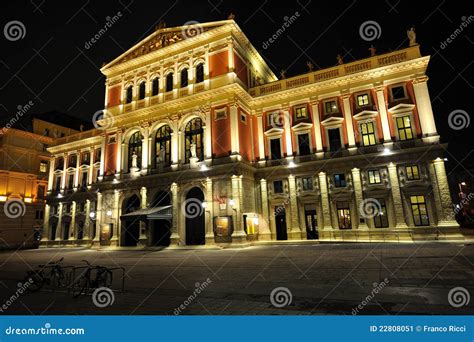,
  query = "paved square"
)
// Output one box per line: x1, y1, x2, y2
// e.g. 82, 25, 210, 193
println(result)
1, 242, 473, 315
